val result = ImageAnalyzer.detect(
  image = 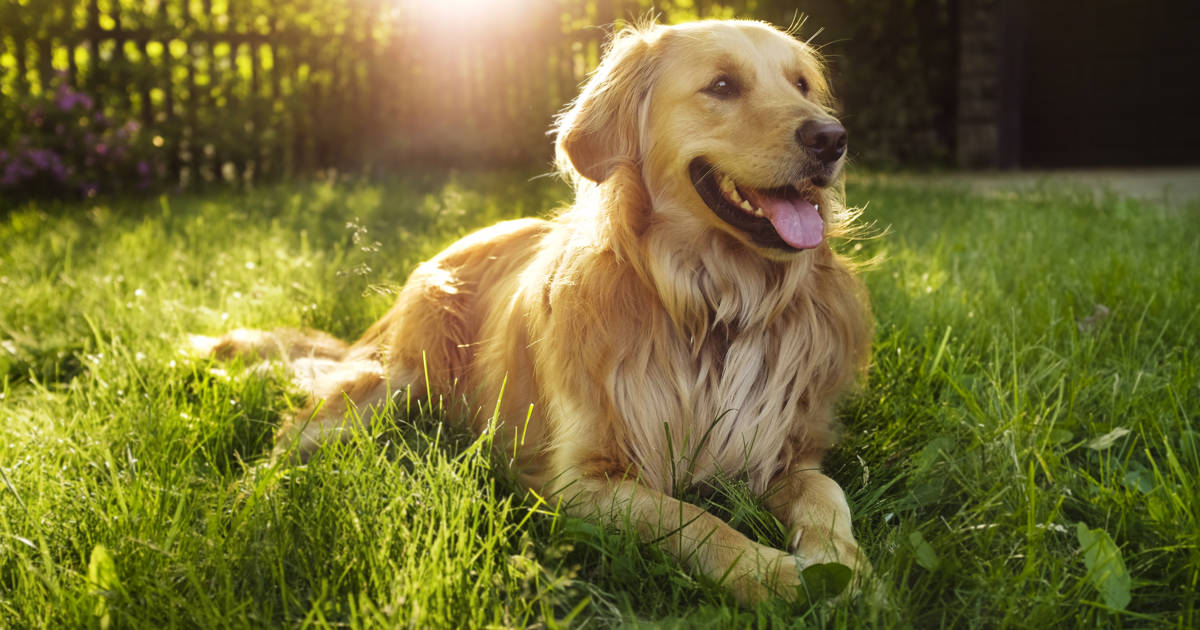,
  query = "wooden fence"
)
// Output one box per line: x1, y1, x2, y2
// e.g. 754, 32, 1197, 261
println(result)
0, 0, 705, 185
